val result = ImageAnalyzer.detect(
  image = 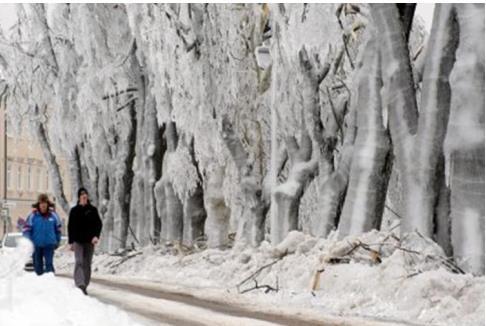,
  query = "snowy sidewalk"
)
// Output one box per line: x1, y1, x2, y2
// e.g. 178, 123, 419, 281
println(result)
0, 273, 145, 326
59, 273, 418, 326
55, 230, 484, 325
